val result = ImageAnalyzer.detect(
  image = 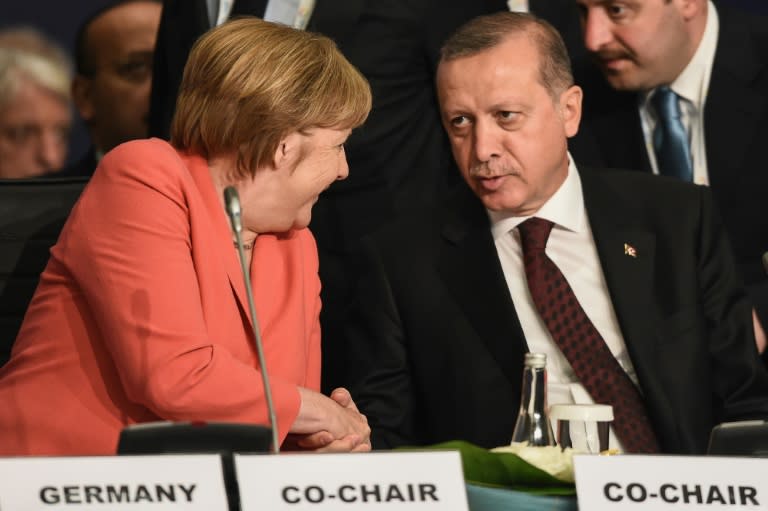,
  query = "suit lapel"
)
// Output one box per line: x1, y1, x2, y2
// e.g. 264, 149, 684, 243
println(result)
583, 173, 657, 366
437, 186, 527, 386
602, 96, 651, 173
579, 68, 652, 173
704, 9, 767, 194
580, 168, 677, 444
182, 151, 253, 324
